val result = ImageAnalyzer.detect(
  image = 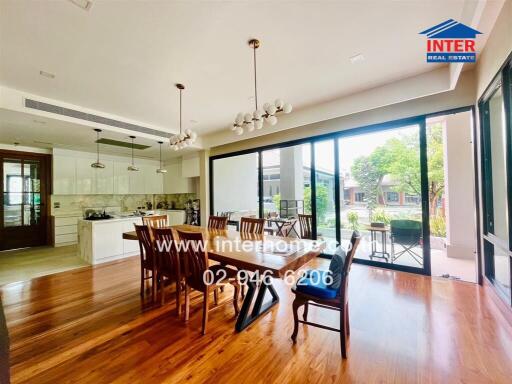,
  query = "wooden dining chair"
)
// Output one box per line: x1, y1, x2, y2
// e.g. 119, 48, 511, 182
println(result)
239, 217, 265, 234
142, 214, 168, 239
291, 231, 361, 358
208, 215, 228, 230
298, 214, 313, 239
153, 227, 182, 311
177, 230, 241, 335
134, 224, 158, 302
